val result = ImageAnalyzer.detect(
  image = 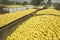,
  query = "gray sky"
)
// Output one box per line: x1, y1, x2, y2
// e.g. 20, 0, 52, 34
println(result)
10, 0, 60, 3
52, 0, 60, 3
44, 0, 60, 3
